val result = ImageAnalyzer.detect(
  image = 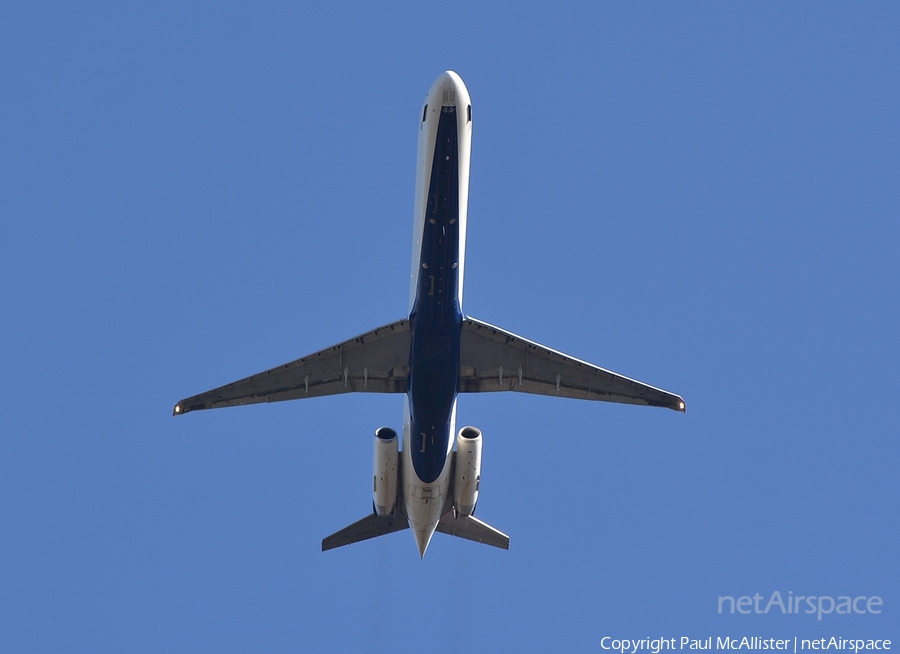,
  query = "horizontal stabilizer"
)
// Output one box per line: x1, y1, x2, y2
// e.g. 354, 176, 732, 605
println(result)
459, 316, 685, 412
436, 512, 509, 550
174, 319, 410, 416
322, 512, 409, 551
